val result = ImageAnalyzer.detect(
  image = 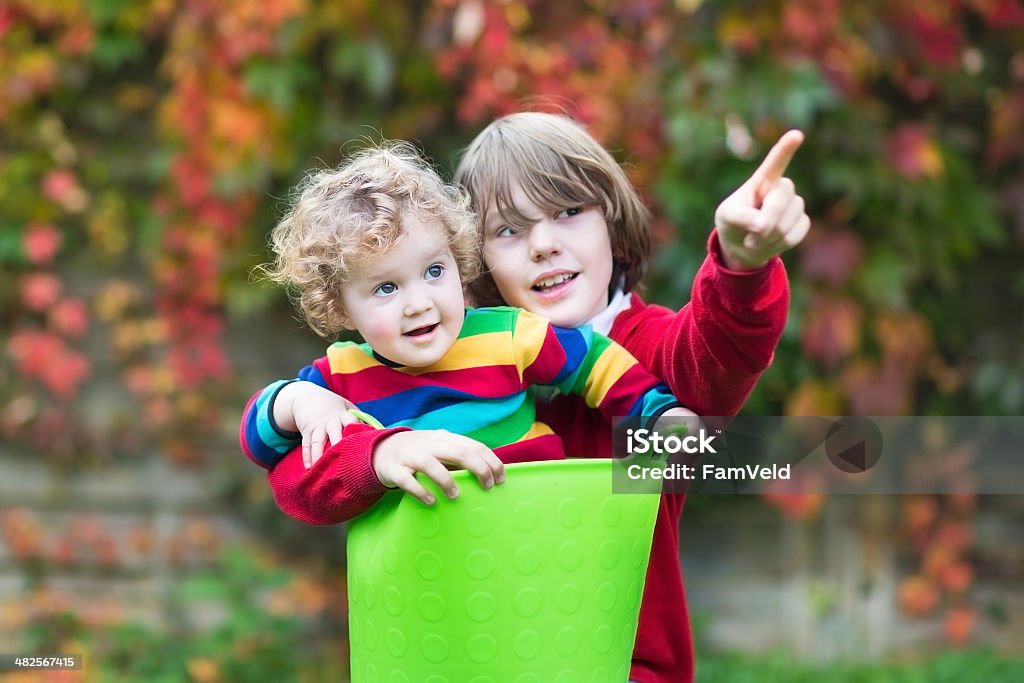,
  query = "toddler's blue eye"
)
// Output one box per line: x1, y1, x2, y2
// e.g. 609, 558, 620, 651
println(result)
556, 207, 584, 219
495, 225, 517, 237
425, 263, 444, 279
373, 282, 397, 296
